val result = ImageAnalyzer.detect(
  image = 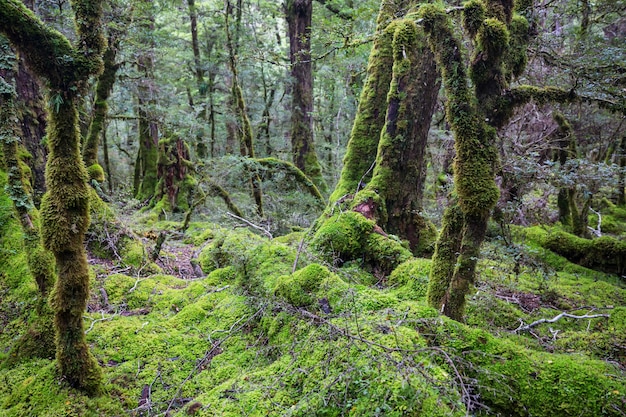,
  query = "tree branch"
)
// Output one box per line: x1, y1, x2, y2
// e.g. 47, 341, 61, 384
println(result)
314, 0, 353, 20
514, 312, 609, 333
